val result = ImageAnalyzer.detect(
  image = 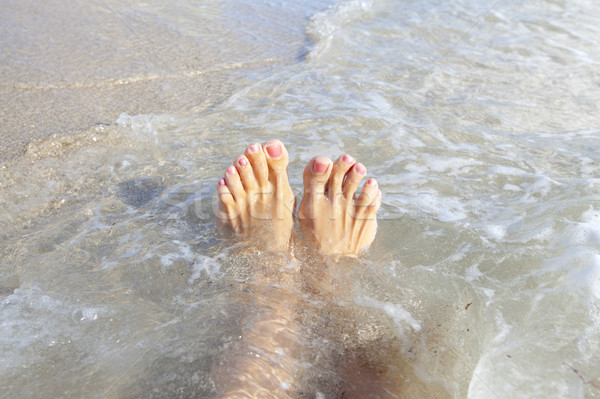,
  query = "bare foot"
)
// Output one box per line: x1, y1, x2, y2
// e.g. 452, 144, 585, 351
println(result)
298, 154, 381, 256
216, 140, 295, 251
